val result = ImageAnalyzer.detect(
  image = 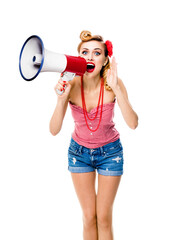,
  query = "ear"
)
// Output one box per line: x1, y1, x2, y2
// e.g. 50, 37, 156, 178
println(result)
103, 57, 108, 66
